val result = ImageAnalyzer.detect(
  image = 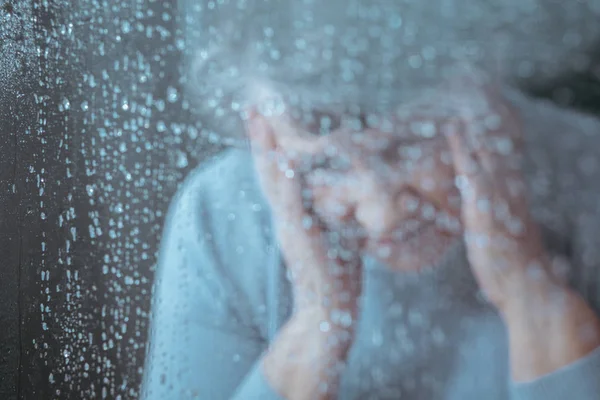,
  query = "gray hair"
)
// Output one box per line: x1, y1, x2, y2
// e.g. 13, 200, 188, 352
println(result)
180, 0, 600, 145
